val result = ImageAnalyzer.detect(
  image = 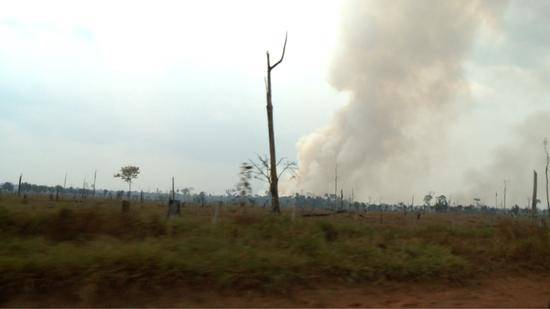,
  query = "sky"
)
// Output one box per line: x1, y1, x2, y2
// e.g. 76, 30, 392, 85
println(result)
0, 0, 347, 194
1, 1, 550, 206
